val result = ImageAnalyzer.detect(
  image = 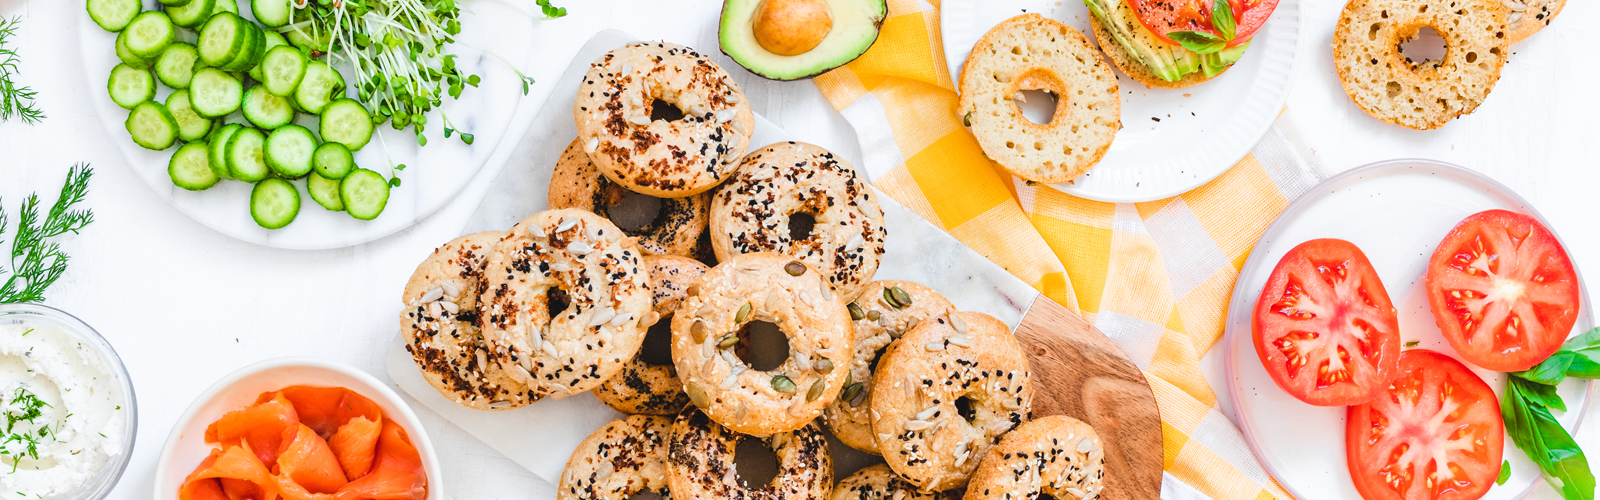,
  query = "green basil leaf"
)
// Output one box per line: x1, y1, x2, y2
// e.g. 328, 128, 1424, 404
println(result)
1519, 378, 1568, 412
1519, 352, 1578, 386
1567, 356, 1600, 379
1211, 0, 1237, 41
1504, 378, 1596, 500
1166, 31, 1227, 54
1562, 327, 1600, 353
1499, 460, 1511, 485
